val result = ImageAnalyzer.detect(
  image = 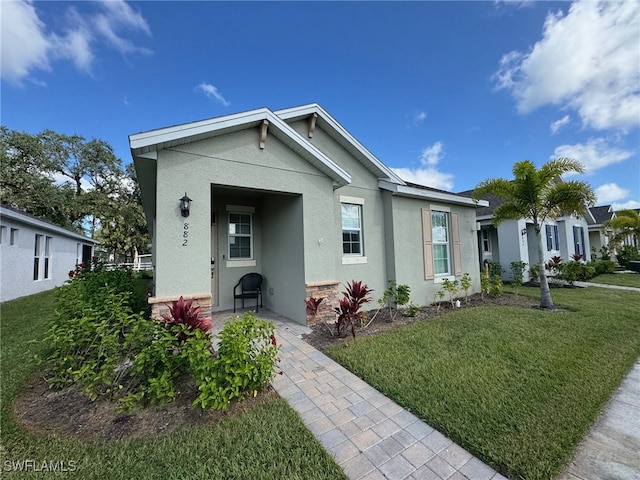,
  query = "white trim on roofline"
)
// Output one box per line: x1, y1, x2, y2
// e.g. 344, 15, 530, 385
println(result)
0, 206, 99, 243
275, 104, 406, 185
378, 181, 489, 208
129, 108, 351, 187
